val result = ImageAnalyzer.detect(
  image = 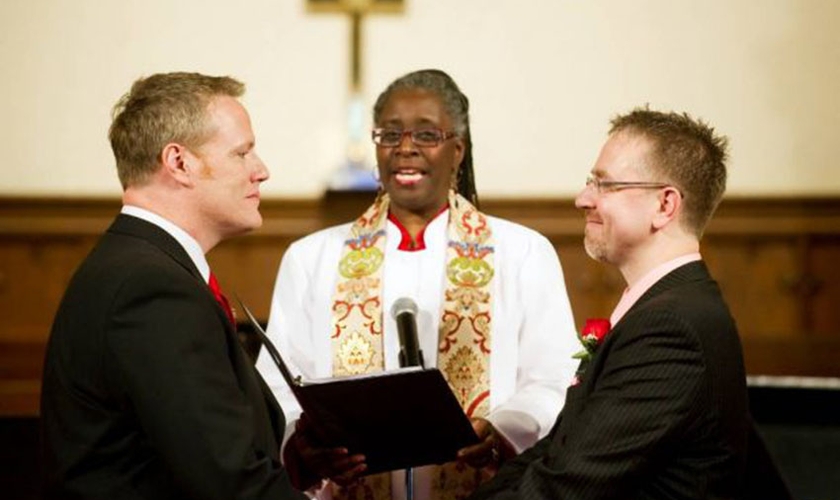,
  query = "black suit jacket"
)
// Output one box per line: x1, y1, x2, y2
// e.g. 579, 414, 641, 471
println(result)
41, 214, 306, 500
471, 261, 753, 500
